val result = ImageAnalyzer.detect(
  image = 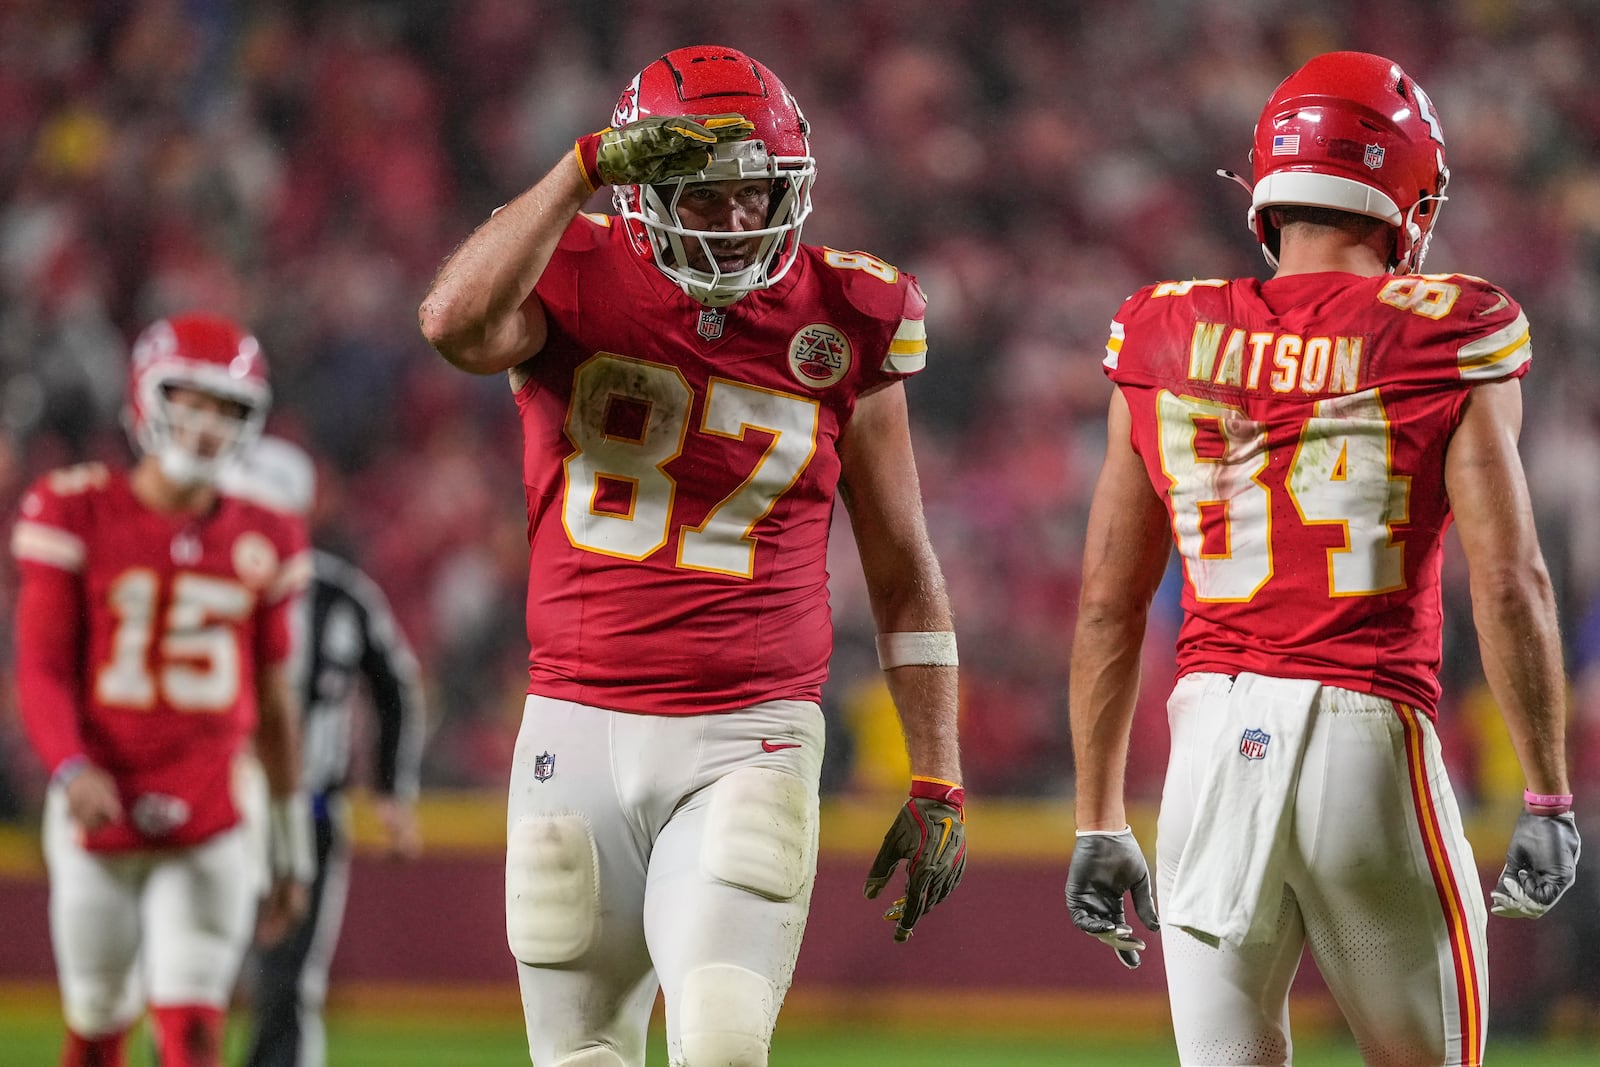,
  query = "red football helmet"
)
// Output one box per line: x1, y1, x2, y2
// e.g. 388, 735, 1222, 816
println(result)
610, 45, 816, 307
126, 313, 271, 486
1242, 51, 1449, 273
